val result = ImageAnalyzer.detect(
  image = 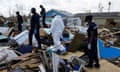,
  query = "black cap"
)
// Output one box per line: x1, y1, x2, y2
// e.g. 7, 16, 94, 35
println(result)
16, 11, 19, 15
85, 15, 93, 22
31, 8, 36, 13
40, 5, 43, 8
